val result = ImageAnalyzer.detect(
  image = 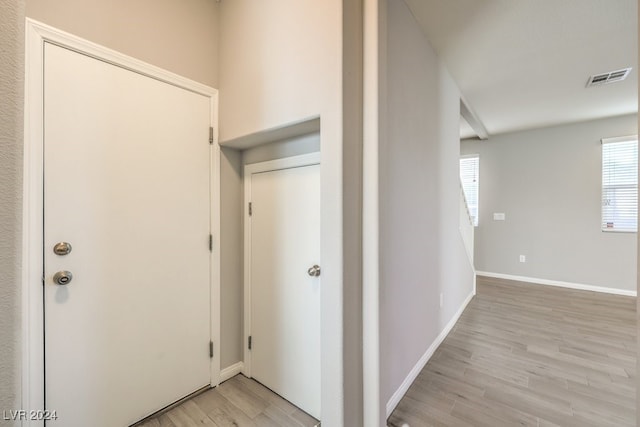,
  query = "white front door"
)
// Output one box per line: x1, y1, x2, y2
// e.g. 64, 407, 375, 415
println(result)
44, 42, 212, 426
246, 159, 321, 419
